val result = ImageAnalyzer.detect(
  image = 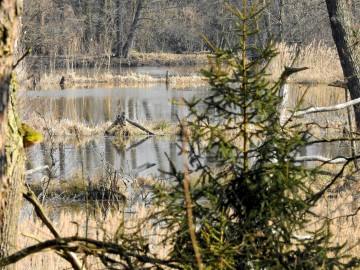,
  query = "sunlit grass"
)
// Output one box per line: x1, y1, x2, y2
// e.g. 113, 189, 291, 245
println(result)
21, 113, 179, 146
268, 42, 342, 83
131, 51, 209, 66
18, 42, 345, 90
16, 202, 171, 270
